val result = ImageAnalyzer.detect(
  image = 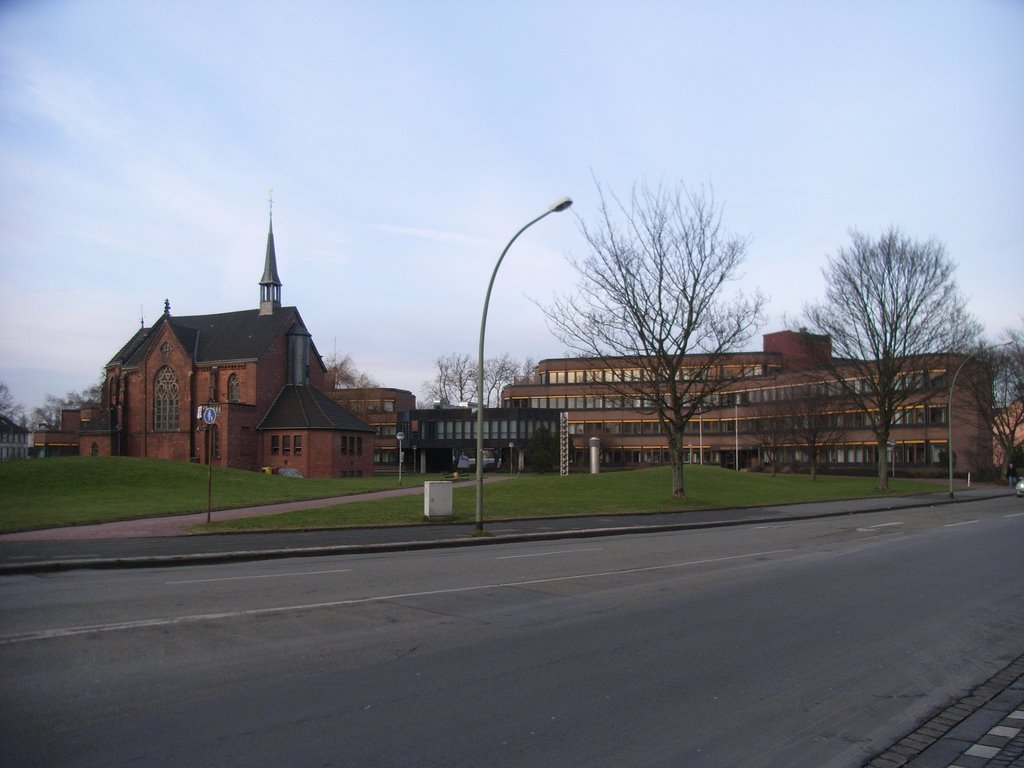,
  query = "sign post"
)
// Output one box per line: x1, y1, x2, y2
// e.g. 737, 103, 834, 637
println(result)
202, 406, 218, 523
396, 432, 405, 485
